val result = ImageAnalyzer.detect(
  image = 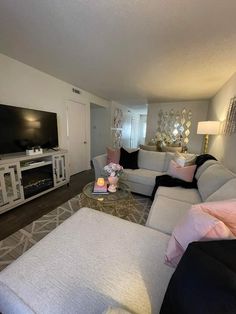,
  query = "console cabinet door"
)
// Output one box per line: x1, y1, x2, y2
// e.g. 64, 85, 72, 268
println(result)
53, 154, 68, 186
0, 162, 24, 213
